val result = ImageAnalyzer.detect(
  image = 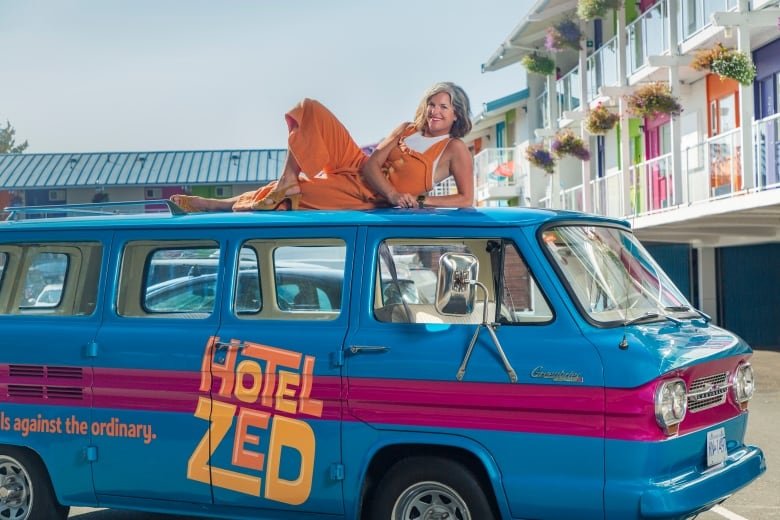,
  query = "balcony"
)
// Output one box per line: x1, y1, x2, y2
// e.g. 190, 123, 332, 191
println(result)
627, 0, 670, 75
753, 112, 780, 191
629, 153, 676, 216
556, 66, 581, 119
679, 0, 738, 42
473, 148, 522, 202
586, 35, 619, 102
